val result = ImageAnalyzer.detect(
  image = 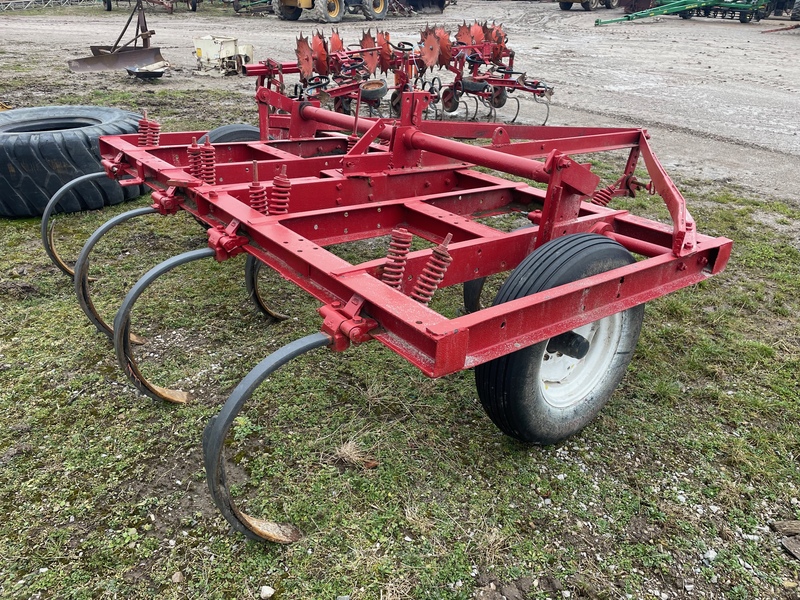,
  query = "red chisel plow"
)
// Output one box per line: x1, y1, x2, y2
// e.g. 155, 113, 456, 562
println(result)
42, 69, 731, 542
